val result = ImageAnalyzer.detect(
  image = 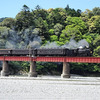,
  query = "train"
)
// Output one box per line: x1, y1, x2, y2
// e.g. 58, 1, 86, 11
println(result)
0, 47, 92, 57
